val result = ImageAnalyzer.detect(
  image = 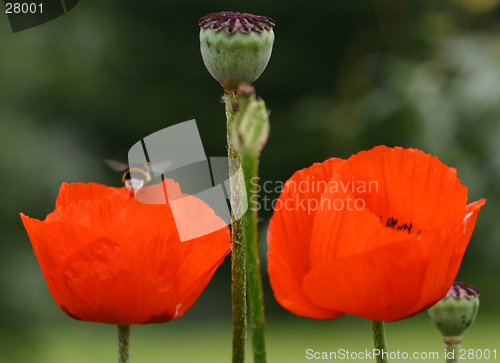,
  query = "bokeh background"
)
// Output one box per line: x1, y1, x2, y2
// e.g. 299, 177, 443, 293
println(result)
1, 0, 499, 362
